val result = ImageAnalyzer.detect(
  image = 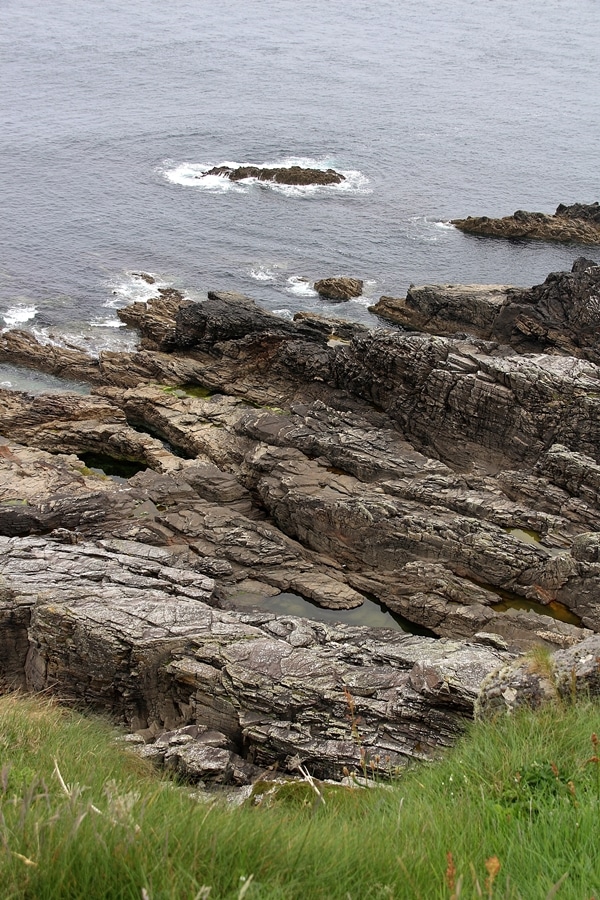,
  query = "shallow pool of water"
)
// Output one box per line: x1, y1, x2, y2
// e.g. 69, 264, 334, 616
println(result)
230, 590, 434, 634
